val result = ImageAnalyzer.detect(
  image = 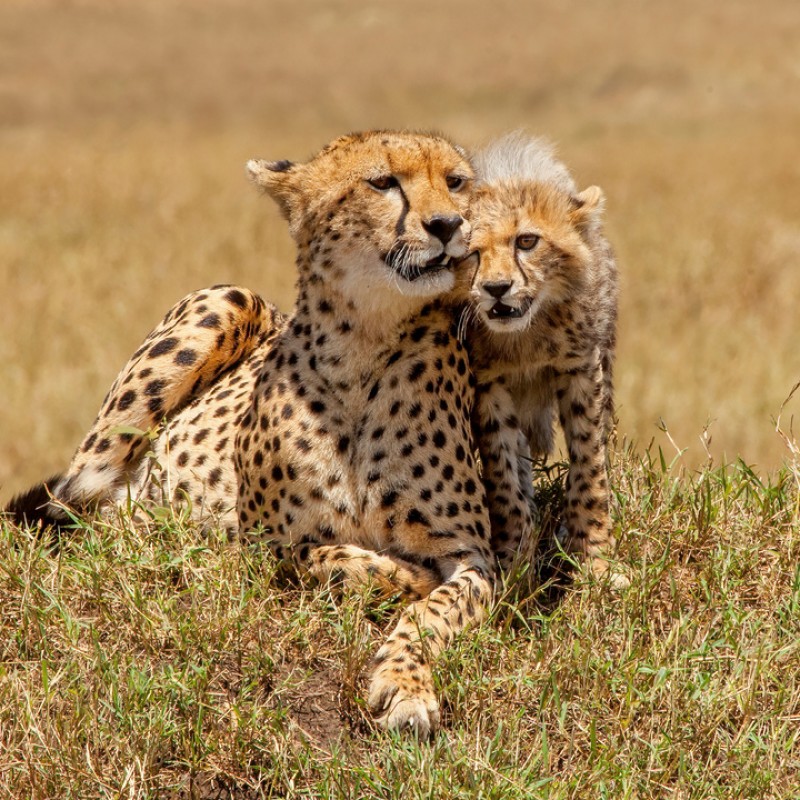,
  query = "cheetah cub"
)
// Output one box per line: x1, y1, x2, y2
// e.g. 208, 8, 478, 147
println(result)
463, 133, 624, 583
